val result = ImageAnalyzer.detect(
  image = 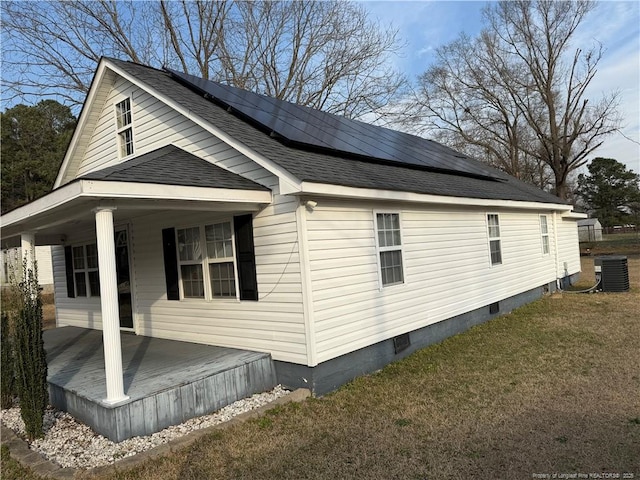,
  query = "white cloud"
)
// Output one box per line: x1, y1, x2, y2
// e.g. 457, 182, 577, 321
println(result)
363, 0, 640, 172
362, 1, 486, 78
578, 1, 640, 172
